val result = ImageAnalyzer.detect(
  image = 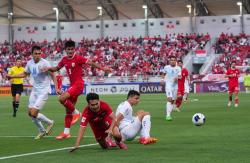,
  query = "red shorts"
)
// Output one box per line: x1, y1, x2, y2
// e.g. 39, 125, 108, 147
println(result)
177, 87, 185, 96
228, 85, 239, 94
91, 119, 112, 141
67, 81, 84, 104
